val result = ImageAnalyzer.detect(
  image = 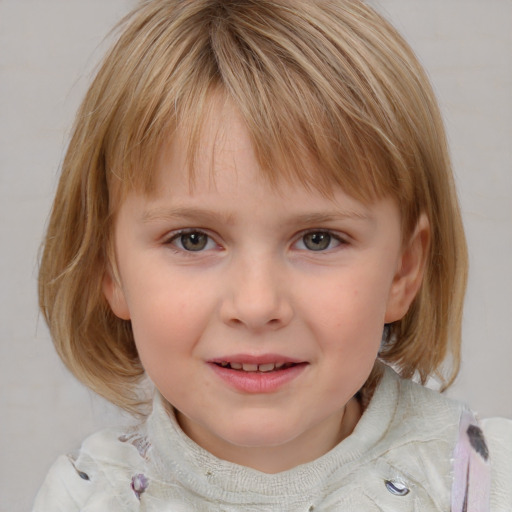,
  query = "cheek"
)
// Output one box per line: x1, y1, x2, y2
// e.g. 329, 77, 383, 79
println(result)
302, 266, 393, 374
312, 270, 392, 331
123, 272, 217, 361
129, 295, 205, 345
127, 296, 207, 399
